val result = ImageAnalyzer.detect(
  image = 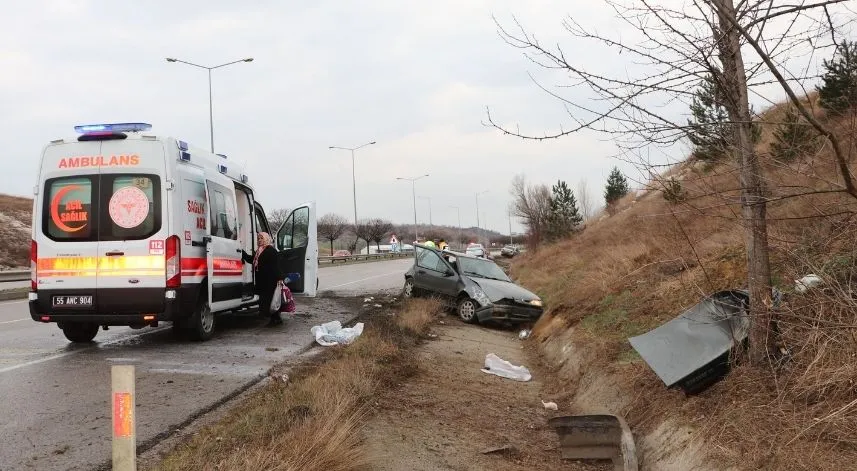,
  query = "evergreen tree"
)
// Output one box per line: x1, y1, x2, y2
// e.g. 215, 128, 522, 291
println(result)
604, 167, 630, 207
687, 74, 731, 161
818, 41, 857, 115
547, 180, 583, 240
686, 74, 760, 161
770, 106, 819, 162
